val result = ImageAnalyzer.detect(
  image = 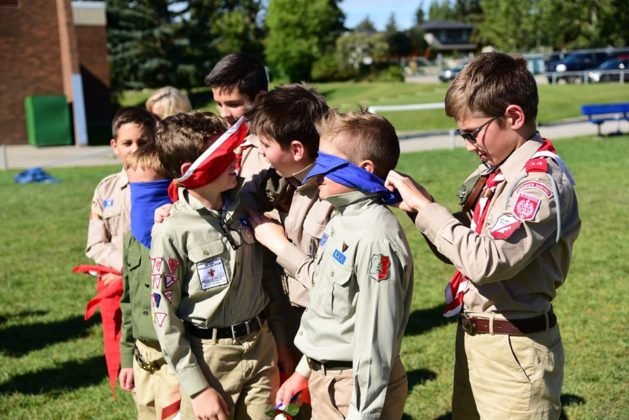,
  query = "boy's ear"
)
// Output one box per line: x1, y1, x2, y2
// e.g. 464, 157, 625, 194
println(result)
289, 140, 305, 161
504, 104, 526, 130
109, 138, 119, 156
358, 159, 376, 174
180, 162, 192, 177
